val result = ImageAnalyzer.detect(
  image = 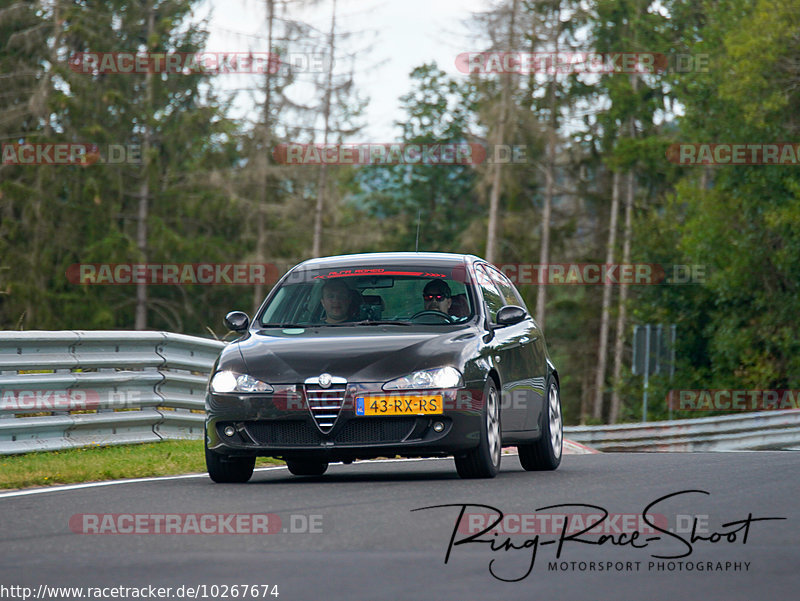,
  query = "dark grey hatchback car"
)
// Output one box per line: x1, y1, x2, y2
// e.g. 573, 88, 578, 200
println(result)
205, 252, 562, 481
